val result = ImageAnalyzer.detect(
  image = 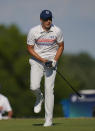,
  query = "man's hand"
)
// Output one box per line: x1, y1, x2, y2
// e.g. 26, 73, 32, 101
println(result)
45, 60, 57, 69
45, 61, 52, 68
52, 59, 57, 67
